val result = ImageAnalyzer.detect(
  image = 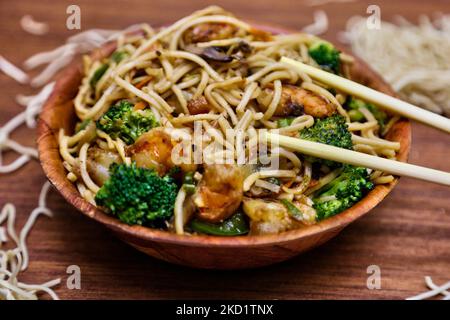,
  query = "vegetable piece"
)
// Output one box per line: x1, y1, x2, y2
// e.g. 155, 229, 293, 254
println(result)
182, 171, 196, 194
277, 117, 294, 128
75, 119, 92, 133
183, 184, 196, 195
90, 63, 108, 88
110, 50, 127, 63
190, 212, 249, 236
299, 114, 352, 167
183, 171, 195, 185
312, 165, 374, 220
96, 100, 159, 145
280, 199, 304, 221
345, 96, 388, 129
95, 163, 178, 226
185, 45, 233, 62
266, 177, 281, 186
348, 109, 365, 122
308, 41, 341, 74
187, 96, 212, 115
